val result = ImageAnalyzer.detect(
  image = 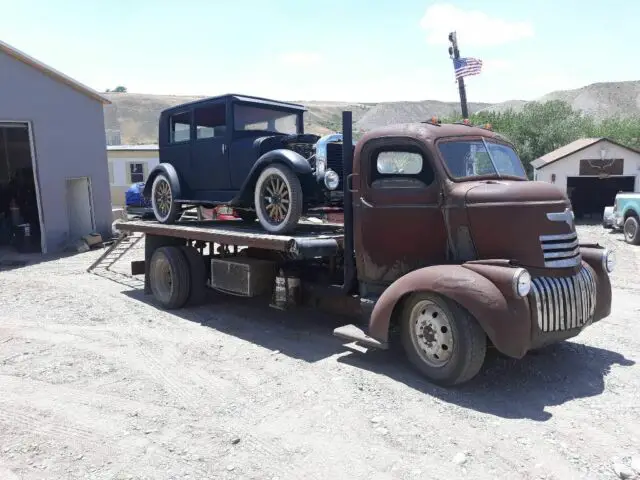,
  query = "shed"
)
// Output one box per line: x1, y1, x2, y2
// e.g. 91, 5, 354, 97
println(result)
532, 138, 640, 218
0, 40, 112, 254
107, 145, 159, 206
